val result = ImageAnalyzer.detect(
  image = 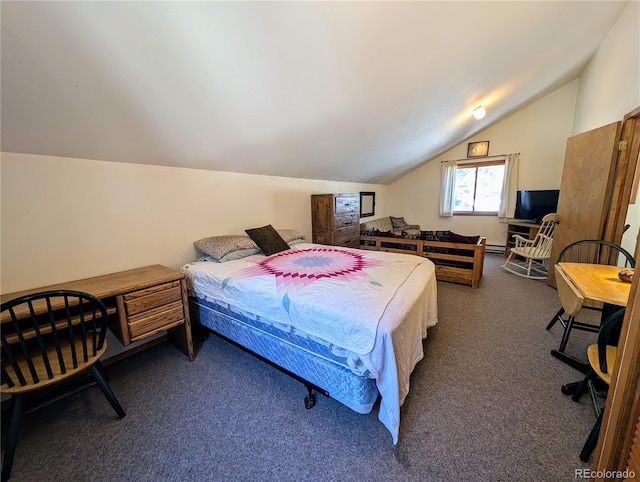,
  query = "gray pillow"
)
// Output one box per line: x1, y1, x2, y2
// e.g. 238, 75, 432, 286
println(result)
217, 248, 261, 262
276, 229, 305, 243
391, 216, 408, 230
194, 235, 258, 260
